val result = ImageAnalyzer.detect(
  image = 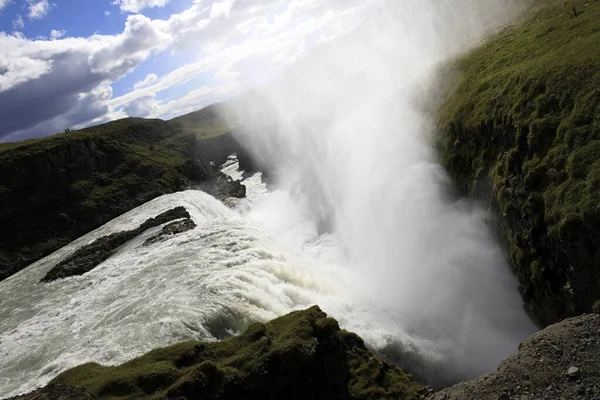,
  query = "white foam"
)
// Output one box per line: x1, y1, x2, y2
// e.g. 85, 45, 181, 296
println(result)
0, 189, 424, 398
